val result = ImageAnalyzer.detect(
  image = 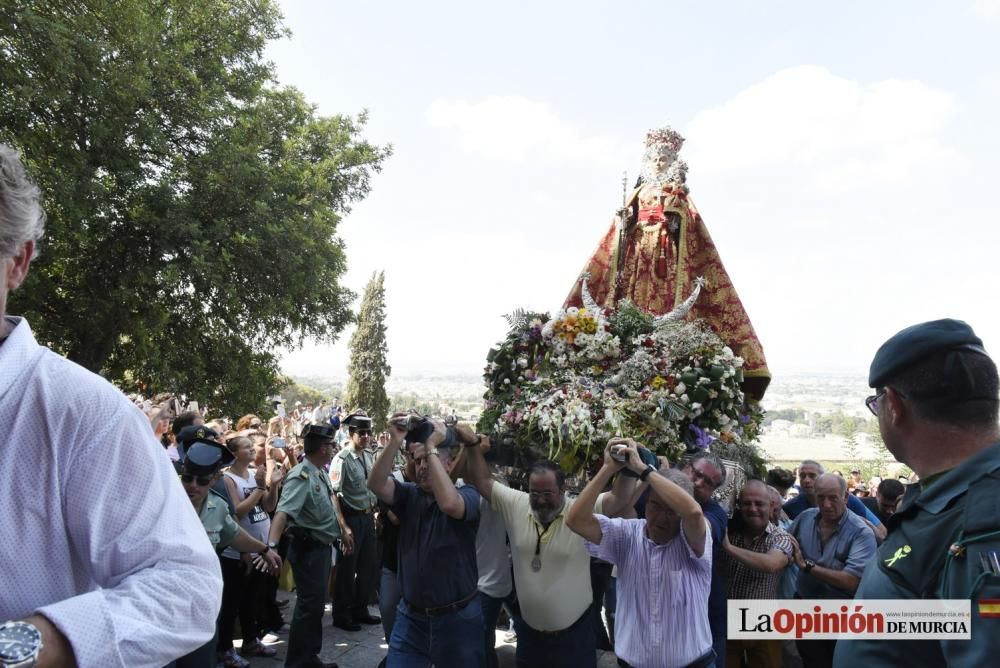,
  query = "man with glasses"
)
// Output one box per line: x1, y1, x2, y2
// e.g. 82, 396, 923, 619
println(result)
834, 319, 1000, 668
463, 432, 638, 668
268, 424, 354, 668
175, 438, 282, 668
680, 451, 729, 667
330, 411, 382, 631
